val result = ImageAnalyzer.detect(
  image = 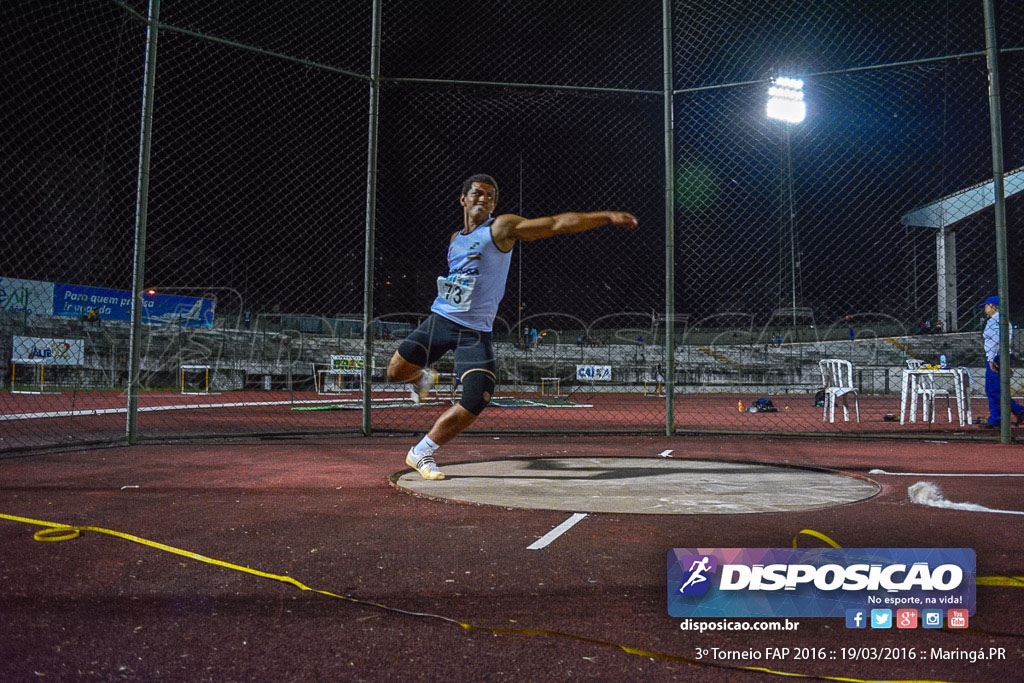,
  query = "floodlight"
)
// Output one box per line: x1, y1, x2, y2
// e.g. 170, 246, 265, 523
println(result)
774, 77, 804, 90
767, 76, 806, 124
